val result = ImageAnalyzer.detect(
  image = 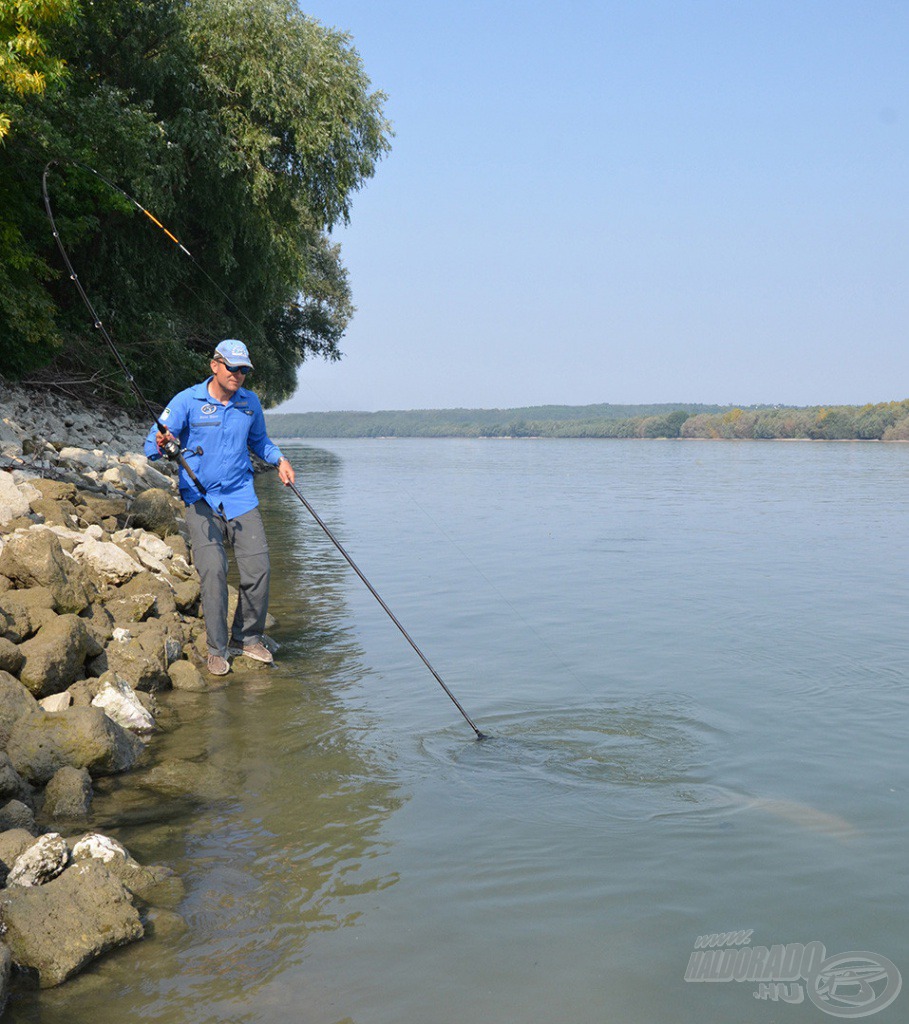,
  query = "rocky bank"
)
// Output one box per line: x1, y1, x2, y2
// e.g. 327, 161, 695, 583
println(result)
0, 383, 270, 1012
